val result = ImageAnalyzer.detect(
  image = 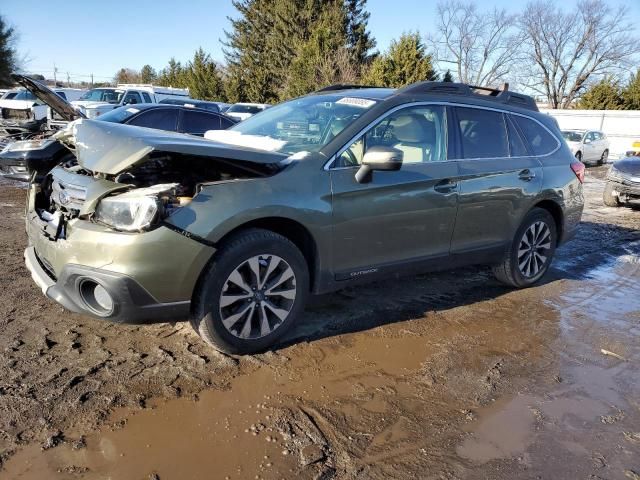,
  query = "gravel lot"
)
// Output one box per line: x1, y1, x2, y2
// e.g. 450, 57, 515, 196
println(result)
1, 166, 639, 479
